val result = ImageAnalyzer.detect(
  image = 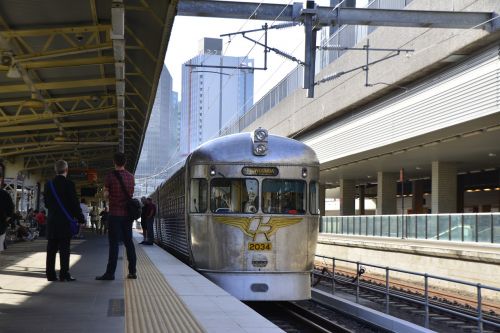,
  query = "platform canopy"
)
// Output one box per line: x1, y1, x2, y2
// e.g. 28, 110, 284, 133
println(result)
0, 0, 178, 181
